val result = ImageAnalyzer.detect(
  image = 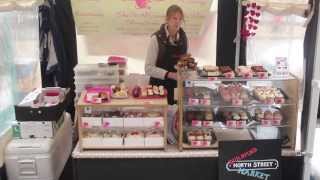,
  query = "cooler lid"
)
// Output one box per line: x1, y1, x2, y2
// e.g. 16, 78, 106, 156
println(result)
5, 138, 54, 155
